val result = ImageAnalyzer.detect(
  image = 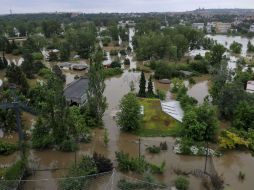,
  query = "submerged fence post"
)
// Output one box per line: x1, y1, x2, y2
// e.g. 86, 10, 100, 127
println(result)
138, 138, 141, 159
